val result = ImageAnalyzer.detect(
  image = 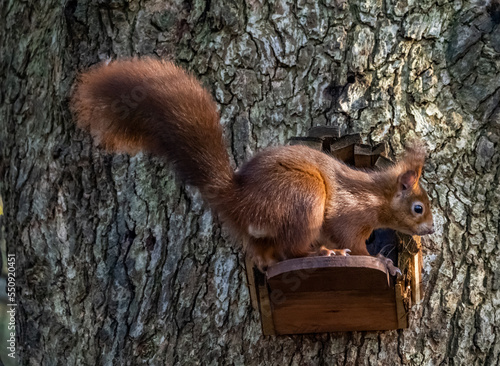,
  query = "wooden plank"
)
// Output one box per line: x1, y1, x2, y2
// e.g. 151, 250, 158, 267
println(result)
331, 145, 355, 164
354, 144, 373, 168
291, 126, 340, 152
308, 126, 341, 151
330, 134, 361, 150
267, 256, 390, 292
288, 137, 323, 151
411, 251, 423, 304
267, 255, 389, 276
395, 233, 423, 319
271, 289, 398, 334
255, 269, 275, 335
330, 133, 362, 150
308, 126, 341, 139
245, 256, 259, 311
354, 143, 387, 168
395, 282, 408, 329
397, 233, 423, 303
330, 134, 362, 165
